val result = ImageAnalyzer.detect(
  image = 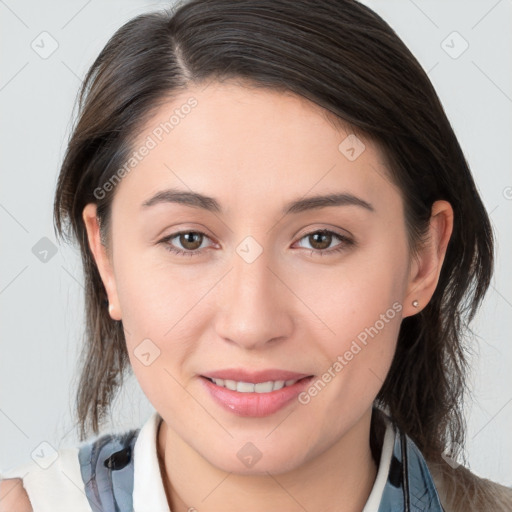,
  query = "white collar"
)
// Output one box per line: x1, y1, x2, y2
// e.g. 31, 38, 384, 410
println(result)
363, 412, 395, 511
133, 410, 171, 512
